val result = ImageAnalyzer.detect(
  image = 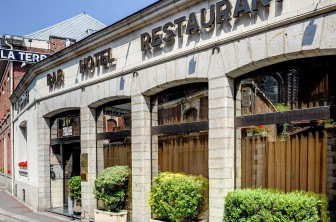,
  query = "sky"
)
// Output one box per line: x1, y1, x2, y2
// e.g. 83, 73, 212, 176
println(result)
0, 0, 158, 36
